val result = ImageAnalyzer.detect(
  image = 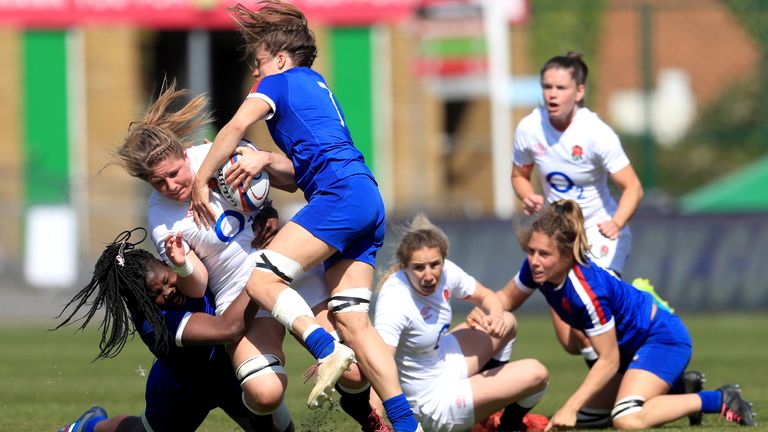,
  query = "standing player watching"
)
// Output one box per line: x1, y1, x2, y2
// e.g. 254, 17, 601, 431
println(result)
116, 84, 388, 431
190, 1, 420, 431
373, 214, 549, 432
494, 200, 756, 430
54, 228, 291, 432
510, 53, 697, 423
